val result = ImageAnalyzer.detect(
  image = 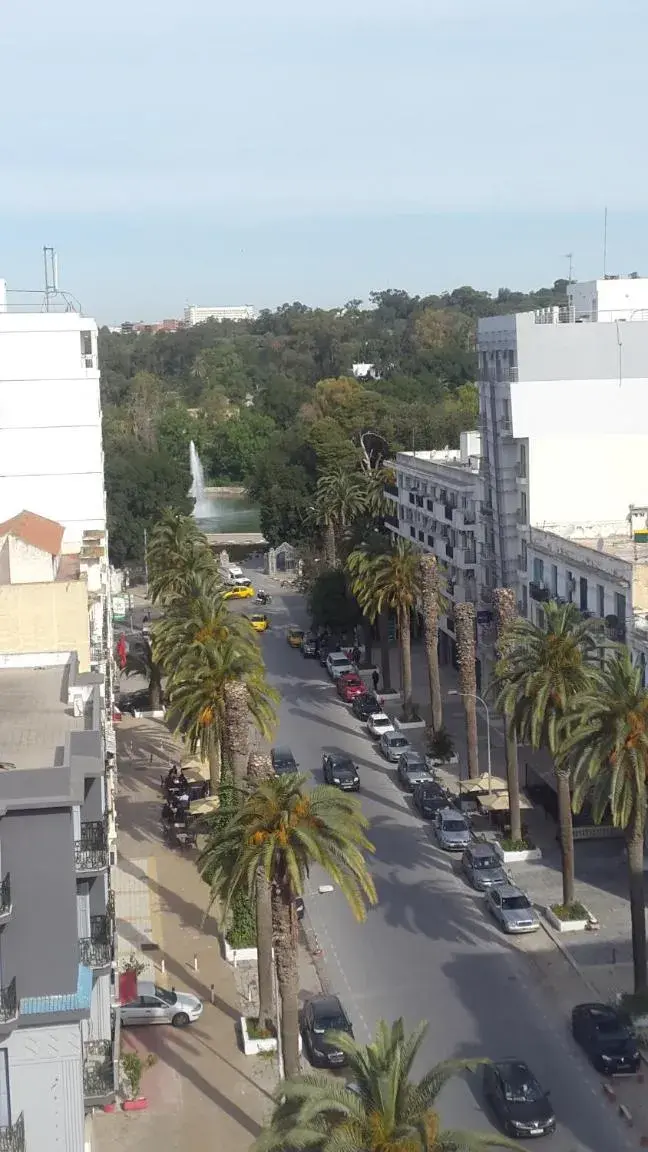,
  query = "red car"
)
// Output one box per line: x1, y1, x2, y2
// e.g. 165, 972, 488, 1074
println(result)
337, 673, 366, 702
